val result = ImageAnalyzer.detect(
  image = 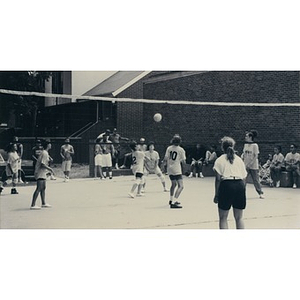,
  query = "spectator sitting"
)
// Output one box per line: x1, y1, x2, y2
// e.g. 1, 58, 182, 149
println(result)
284, 144, 300, 189
270, 145, 285, 187
204, 144, 218, 165
188, 143, 206, 178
